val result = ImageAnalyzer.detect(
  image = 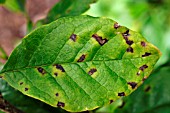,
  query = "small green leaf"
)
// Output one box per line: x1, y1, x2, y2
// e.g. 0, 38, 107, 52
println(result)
44, 0, 98, 23
0, 15, 161, 112
114, 66, 170, 113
